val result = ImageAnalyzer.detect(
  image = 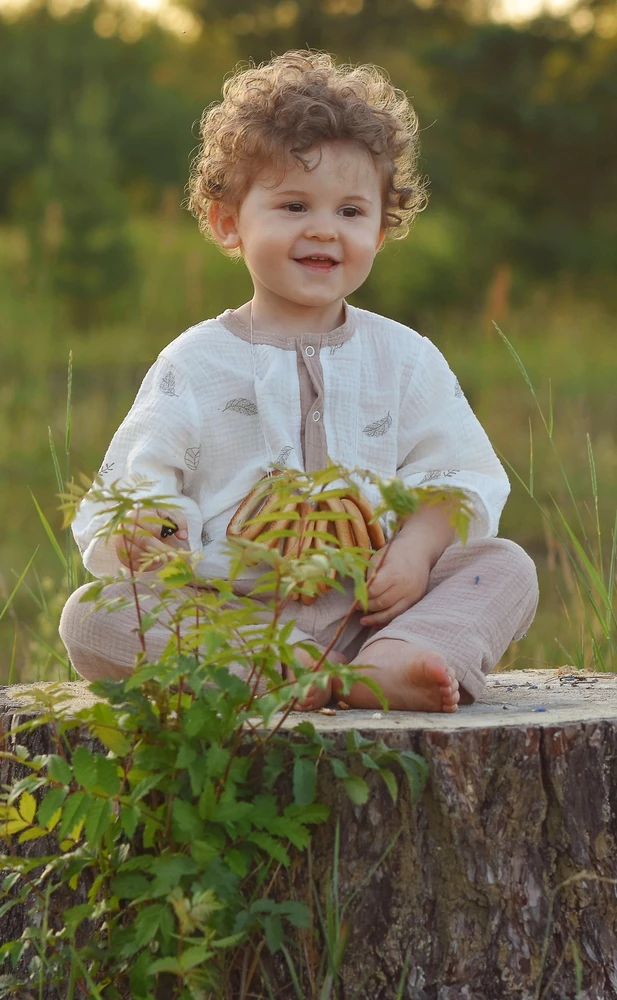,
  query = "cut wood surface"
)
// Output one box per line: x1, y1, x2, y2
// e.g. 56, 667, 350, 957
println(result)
2, 669, 617, 999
